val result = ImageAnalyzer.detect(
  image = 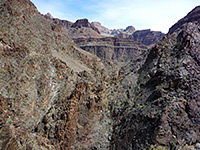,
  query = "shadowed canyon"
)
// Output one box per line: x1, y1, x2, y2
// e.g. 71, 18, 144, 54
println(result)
0, 0, 200, 149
